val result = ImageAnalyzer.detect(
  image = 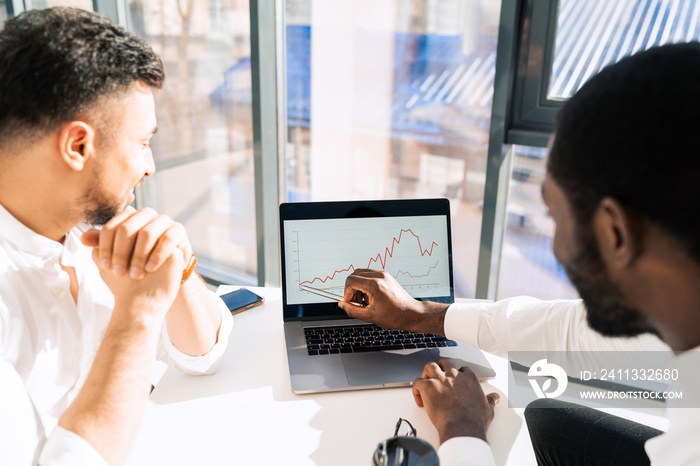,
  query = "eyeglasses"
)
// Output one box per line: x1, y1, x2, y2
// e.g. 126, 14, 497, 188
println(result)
394, 418, 417, 437
372, 418, 440, 466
